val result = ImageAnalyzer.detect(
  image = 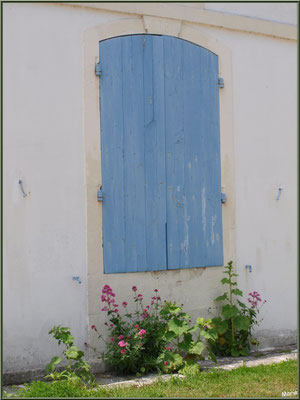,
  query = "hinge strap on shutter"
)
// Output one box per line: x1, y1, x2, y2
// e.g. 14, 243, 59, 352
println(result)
97, 187, 103, 202
218, 77, 224, 88
95, 62, 101, 76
